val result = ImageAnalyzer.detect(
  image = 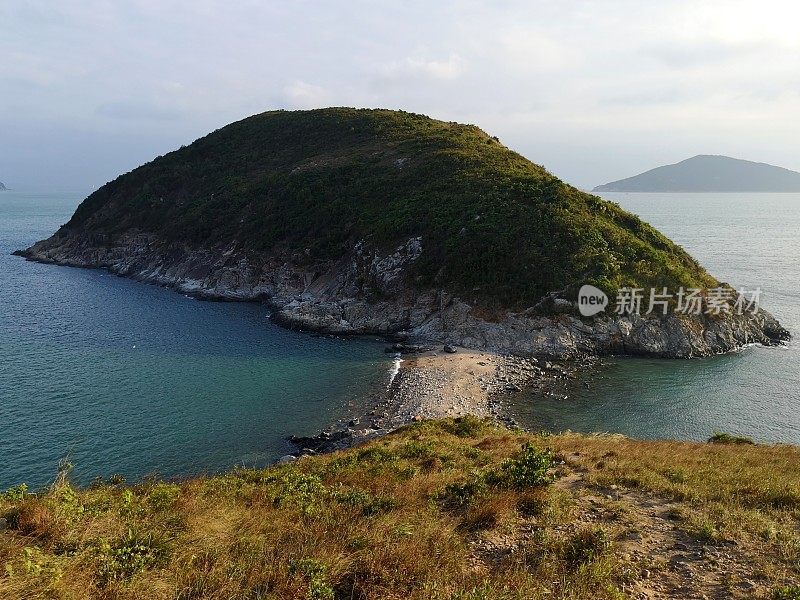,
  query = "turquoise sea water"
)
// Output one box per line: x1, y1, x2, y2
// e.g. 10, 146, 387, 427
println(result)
508, 193, 800, 444
0, 192, 389, 488
2, 192, 799, 489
